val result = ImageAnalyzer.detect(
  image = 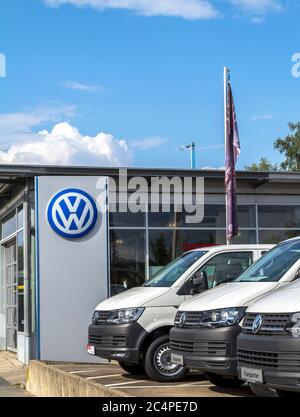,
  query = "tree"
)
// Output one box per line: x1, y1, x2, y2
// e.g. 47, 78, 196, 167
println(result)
245, 157, 277, 172
274, 122, 300, 171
